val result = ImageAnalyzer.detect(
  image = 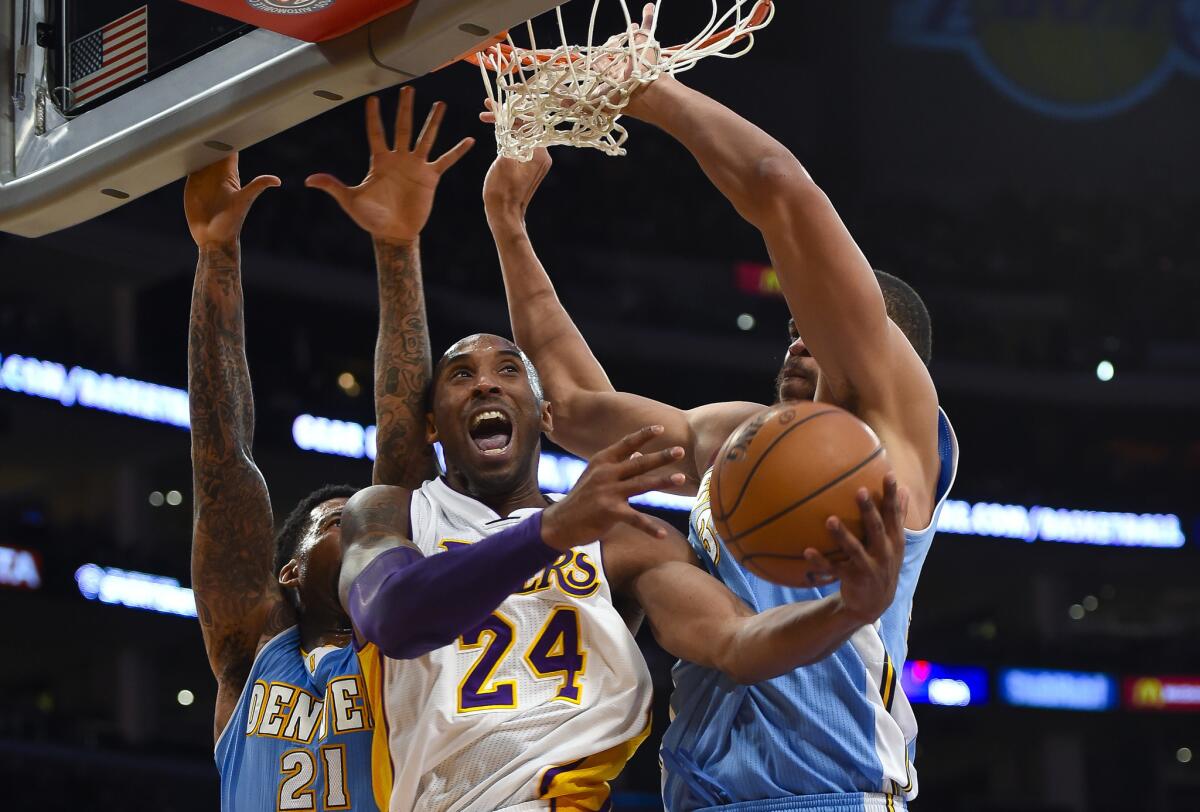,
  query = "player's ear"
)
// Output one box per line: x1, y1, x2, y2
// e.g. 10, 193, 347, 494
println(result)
278, 560, 300, 589
539, 400, 554, 434
425, 412, 439, 445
